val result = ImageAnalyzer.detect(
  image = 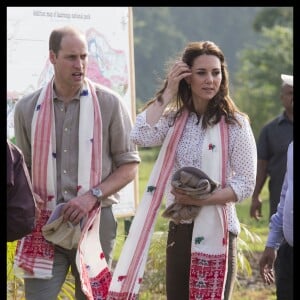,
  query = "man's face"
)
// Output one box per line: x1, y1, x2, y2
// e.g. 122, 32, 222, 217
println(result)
281, 84, 293, 111
50, 33, 88, 89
